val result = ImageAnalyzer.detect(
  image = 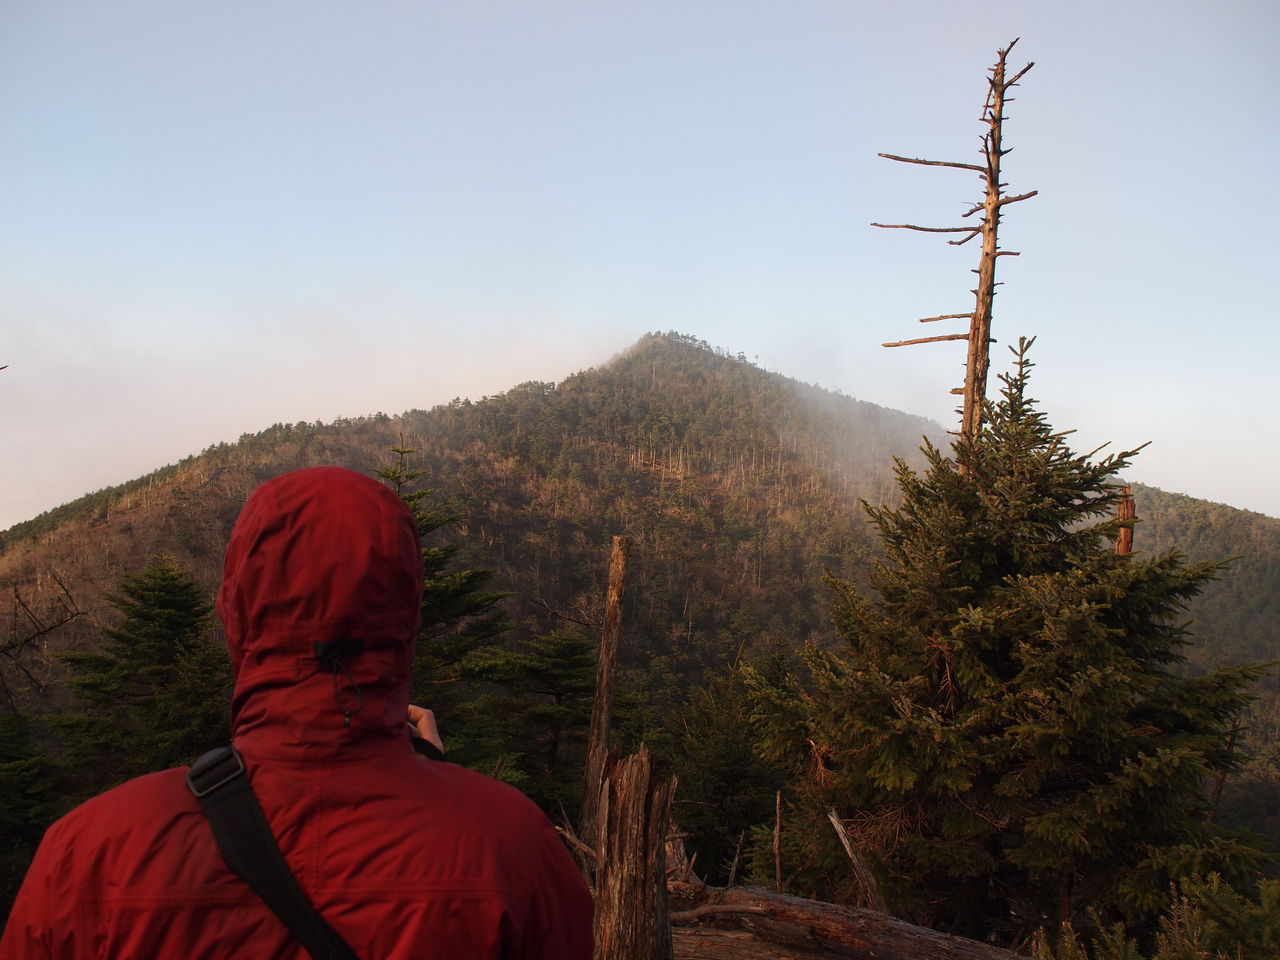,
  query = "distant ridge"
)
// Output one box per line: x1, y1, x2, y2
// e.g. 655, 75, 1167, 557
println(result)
1, 332, 1275, 711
